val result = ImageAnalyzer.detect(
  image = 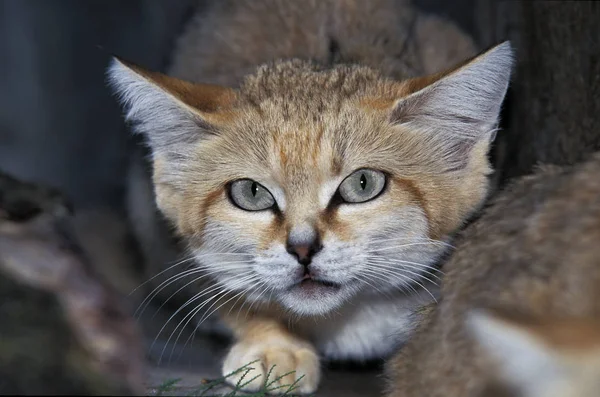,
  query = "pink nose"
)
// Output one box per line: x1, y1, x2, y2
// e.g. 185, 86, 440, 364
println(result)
286, 241, 322, 266
292, 245, 311, 262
